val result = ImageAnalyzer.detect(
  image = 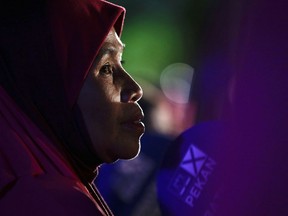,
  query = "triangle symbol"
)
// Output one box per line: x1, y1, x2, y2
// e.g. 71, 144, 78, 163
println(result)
180, 144, 207, 177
